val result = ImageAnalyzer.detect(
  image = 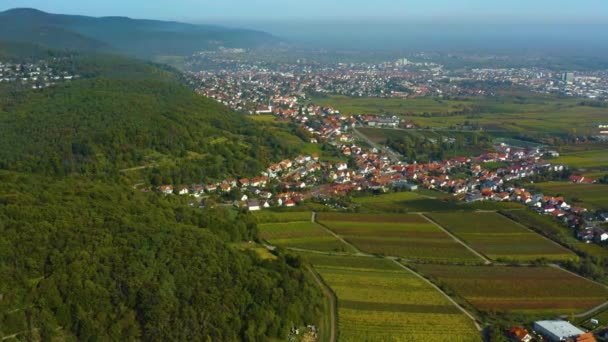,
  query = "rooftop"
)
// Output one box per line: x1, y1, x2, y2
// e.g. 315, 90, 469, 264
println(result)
534, 320, 585, 339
